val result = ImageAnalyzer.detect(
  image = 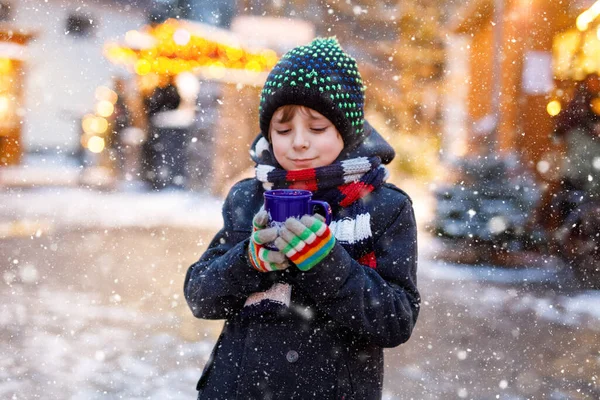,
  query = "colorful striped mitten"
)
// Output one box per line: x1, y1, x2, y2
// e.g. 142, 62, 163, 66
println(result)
248, 210, 289, 272
274, 214, 336, 271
